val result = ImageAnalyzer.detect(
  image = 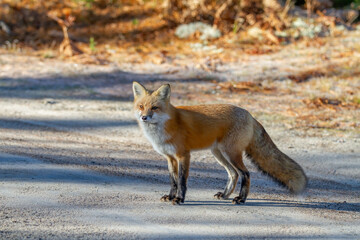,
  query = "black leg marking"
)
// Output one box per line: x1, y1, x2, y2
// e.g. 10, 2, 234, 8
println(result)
233, 171, 250, 204
161, 173, 177, 202
173, 159, 188, 205
214, 192, 225, 199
